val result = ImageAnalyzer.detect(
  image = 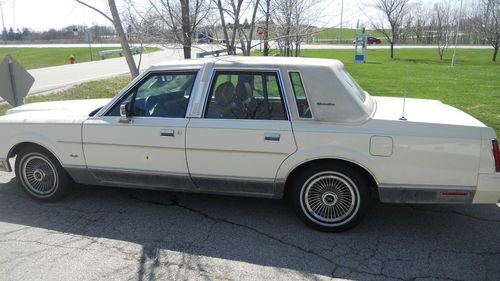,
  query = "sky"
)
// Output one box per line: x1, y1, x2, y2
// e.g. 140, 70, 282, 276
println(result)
0, 0, 469, 32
